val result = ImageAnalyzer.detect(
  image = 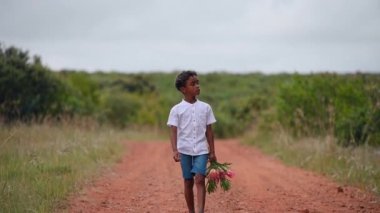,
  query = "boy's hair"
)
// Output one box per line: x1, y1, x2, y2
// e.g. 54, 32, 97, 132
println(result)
175, 70, 197, 91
